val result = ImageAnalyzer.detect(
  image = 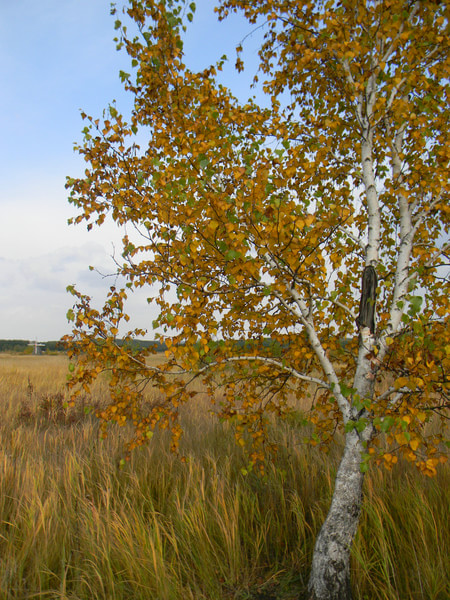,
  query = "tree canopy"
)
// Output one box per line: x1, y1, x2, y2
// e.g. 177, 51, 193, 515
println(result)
65, 2, 448, 596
